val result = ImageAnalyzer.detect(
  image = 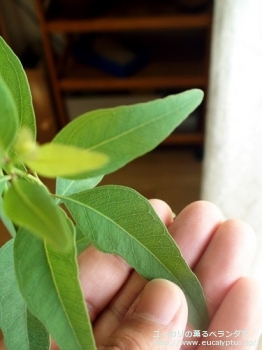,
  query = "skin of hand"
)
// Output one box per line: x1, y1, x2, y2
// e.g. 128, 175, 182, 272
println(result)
1, 200, 261, 350
76, 200, 262, 350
